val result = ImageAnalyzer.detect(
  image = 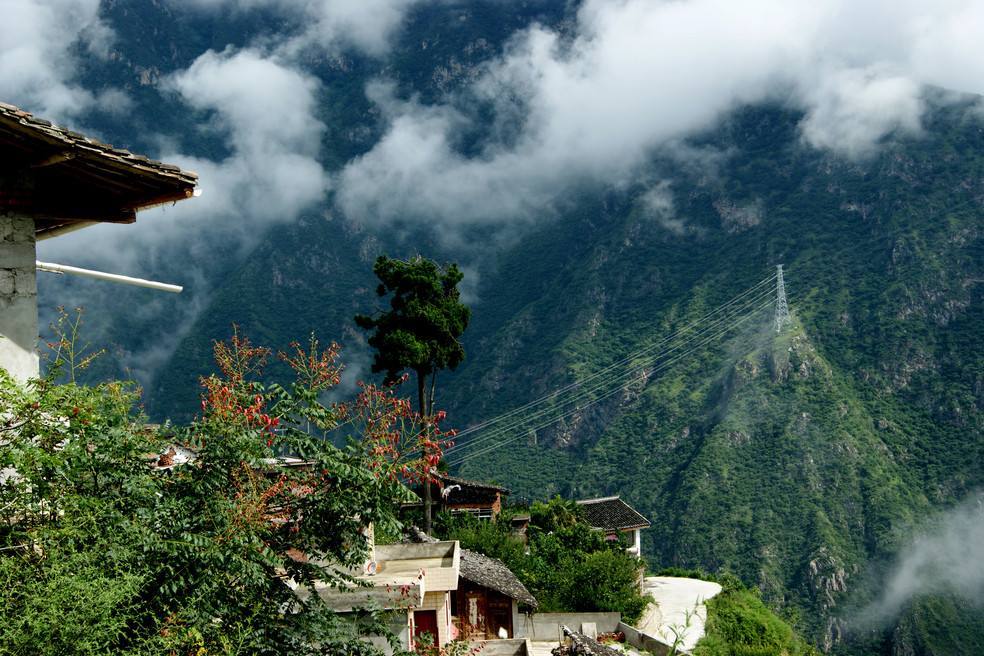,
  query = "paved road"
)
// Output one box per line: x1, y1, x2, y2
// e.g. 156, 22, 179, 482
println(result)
637, 576, 722, 652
